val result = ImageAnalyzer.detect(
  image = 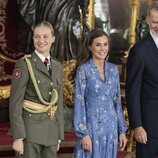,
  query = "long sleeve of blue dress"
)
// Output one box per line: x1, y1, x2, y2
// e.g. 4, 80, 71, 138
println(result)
73, 66, 90, 138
